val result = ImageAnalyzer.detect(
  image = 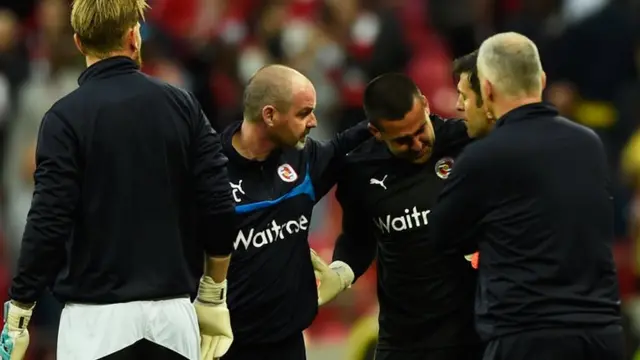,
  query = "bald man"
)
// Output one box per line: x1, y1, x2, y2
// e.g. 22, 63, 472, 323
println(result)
218, 65, 369, 360
430, 32, 623, 360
